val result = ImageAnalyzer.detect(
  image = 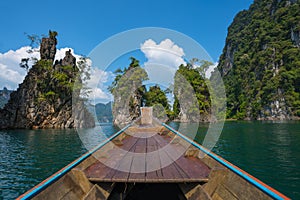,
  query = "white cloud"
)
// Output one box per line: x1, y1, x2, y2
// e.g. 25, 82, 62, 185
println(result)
0, 63, 25, 84
86, 67, 113, 103
205, 62, 218, 78
140, 39, 186, 87
141, 39, 186, 68
55, 47, 82, 62
0, 46, 39, 89
0, 46, 112, 104
91, 88, 110, 99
